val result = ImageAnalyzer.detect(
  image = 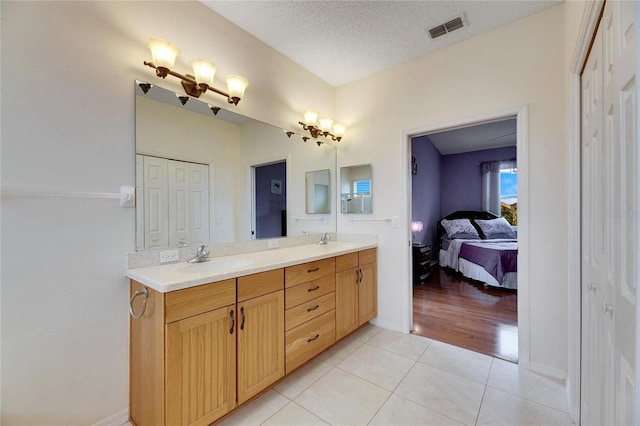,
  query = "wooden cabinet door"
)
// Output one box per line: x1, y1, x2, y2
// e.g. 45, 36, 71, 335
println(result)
358, 261, 377, 325
335, 268, 359, 339
237, 291, 285, 404
165, 306, 236, 426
